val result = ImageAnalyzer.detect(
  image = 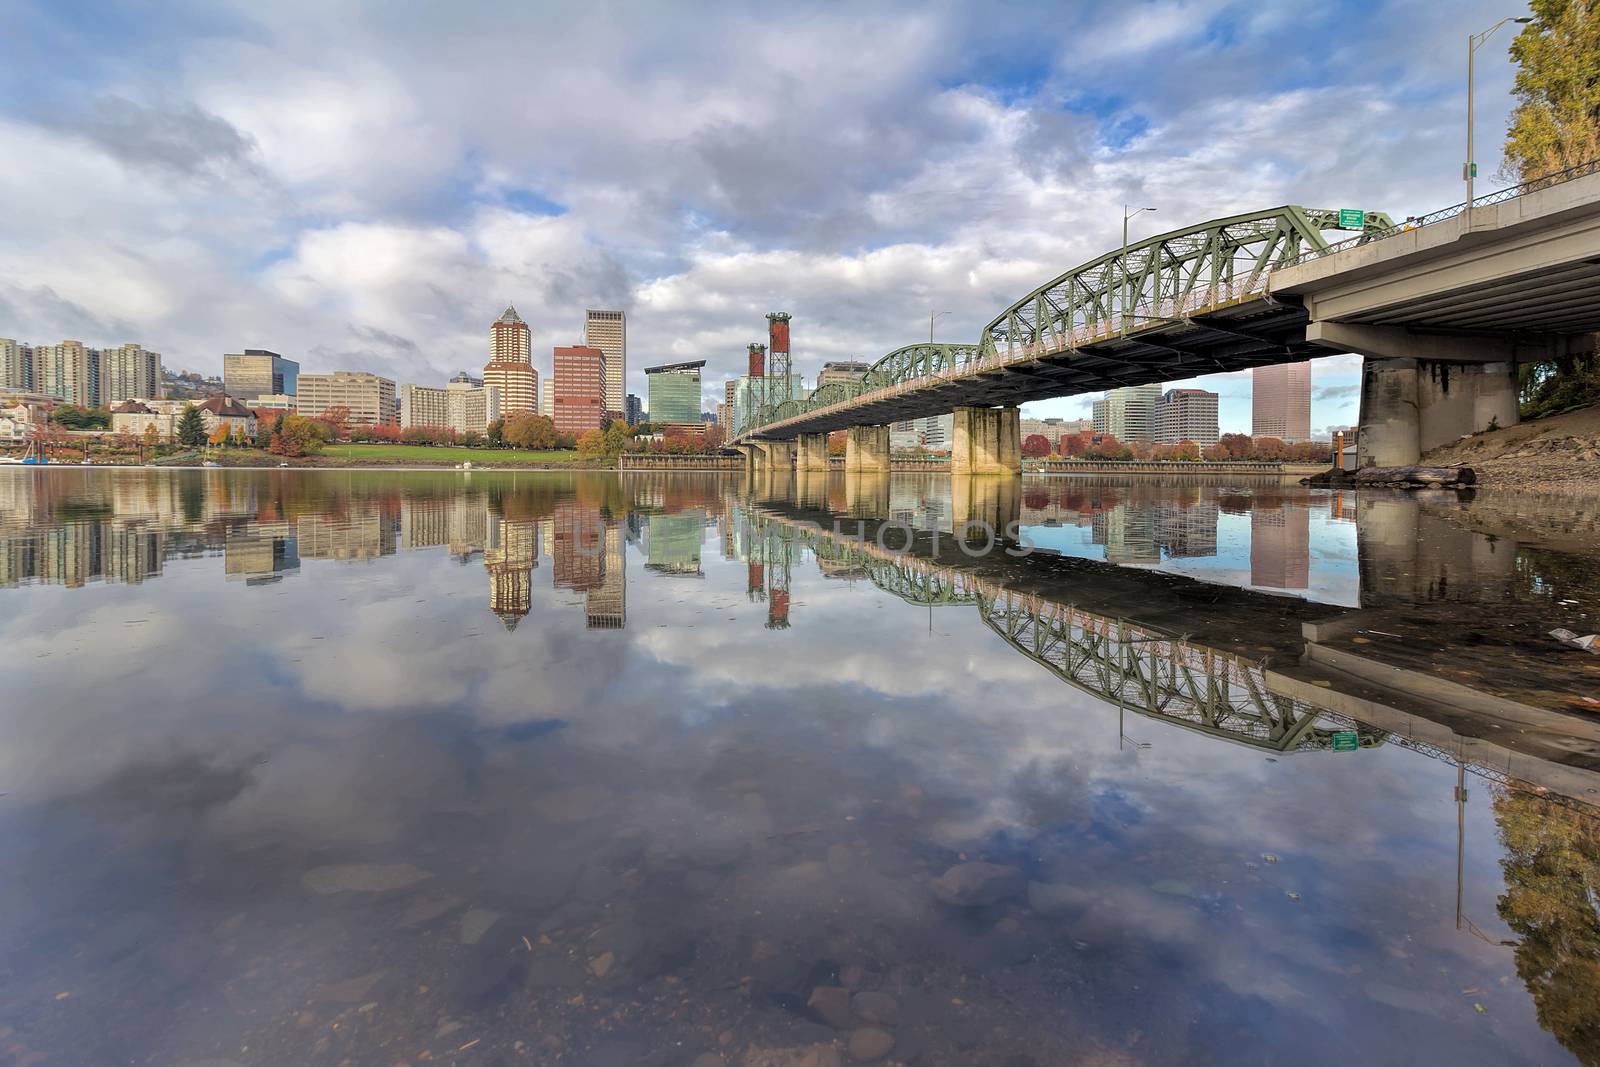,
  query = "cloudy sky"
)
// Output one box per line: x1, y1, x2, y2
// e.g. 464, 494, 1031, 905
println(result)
0, 0, 1528, 434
